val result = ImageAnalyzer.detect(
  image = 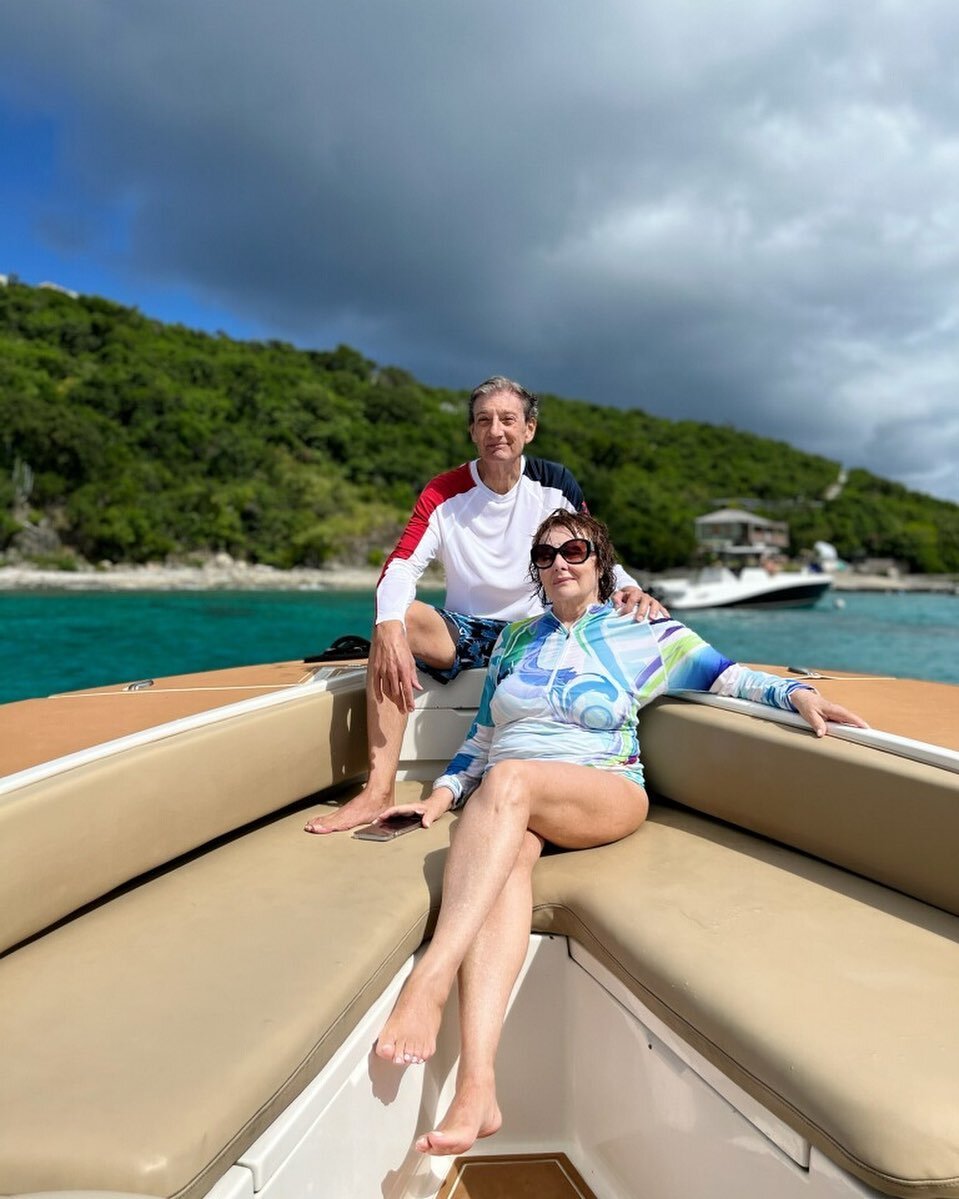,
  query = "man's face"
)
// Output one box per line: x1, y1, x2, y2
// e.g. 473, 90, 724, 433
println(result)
469, 392, 536, 465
